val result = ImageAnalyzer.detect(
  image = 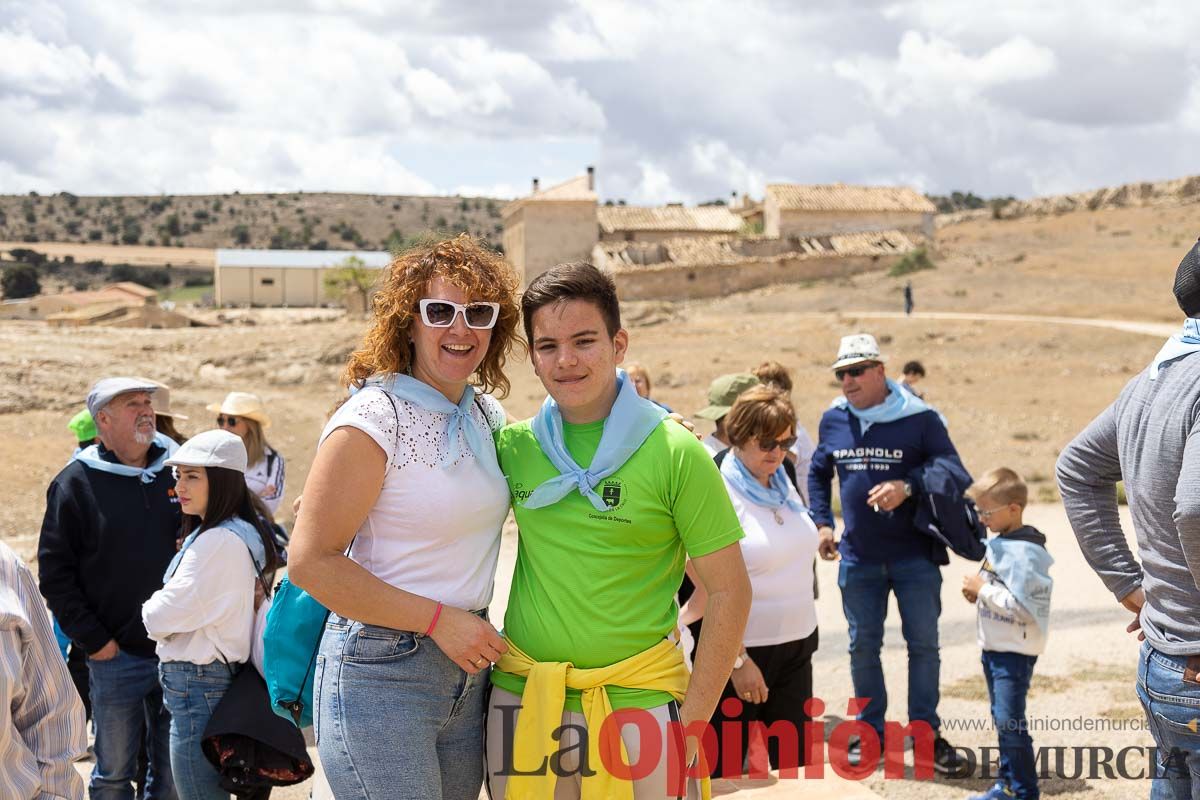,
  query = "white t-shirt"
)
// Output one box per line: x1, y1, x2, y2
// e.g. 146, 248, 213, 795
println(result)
245, 446, 285, 515
318, 387, 510, 612
788, 423, 816, 506
723, 476, 819, 647
142, 527, 258, 665
700, 433, 725, 457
